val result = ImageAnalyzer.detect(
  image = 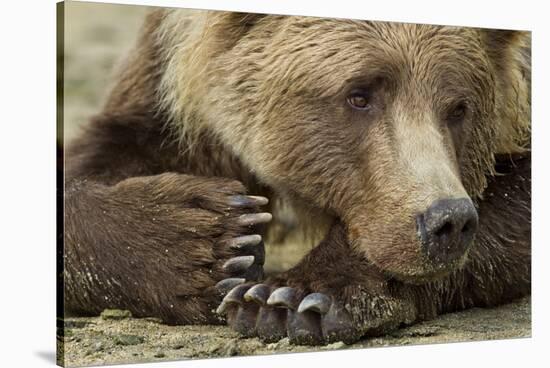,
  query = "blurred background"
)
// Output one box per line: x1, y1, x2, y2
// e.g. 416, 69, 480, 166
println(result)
62, 1, 150, 141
